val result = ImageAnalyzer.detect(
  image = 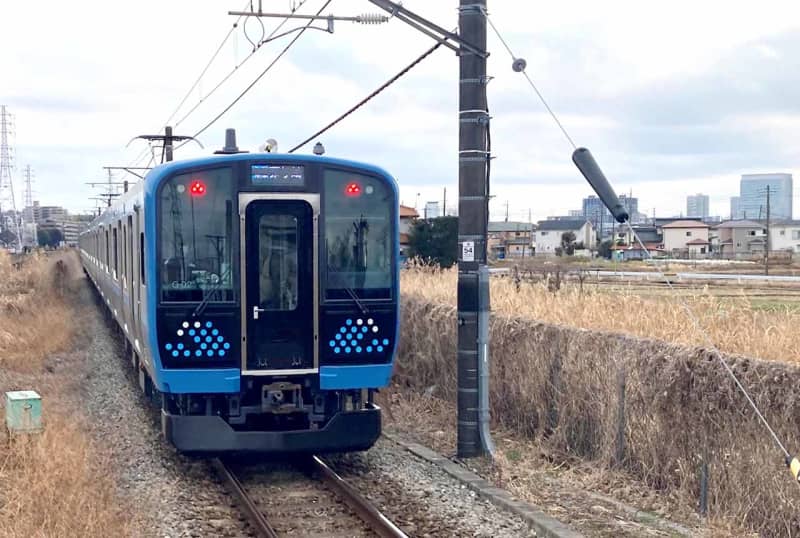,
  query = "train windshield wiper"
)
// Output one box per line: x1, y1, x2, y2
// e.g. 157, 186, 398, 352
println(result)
192, 266, 232, 319
344, 287, 369, 315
